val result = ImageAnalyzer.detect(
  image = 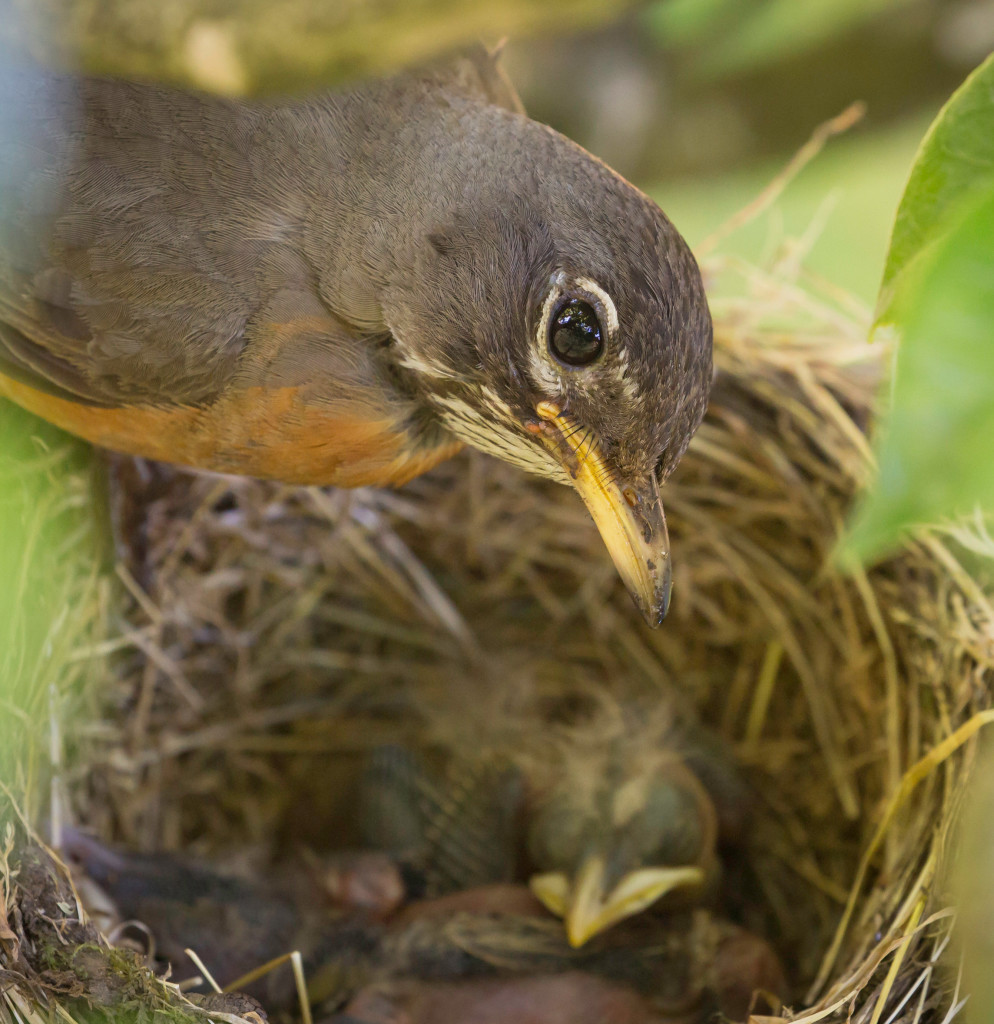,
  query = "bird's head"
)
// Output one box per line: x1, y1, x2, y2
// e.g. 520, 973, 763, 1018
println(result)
525, 748, 716, 947
383, 130, 712, 626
